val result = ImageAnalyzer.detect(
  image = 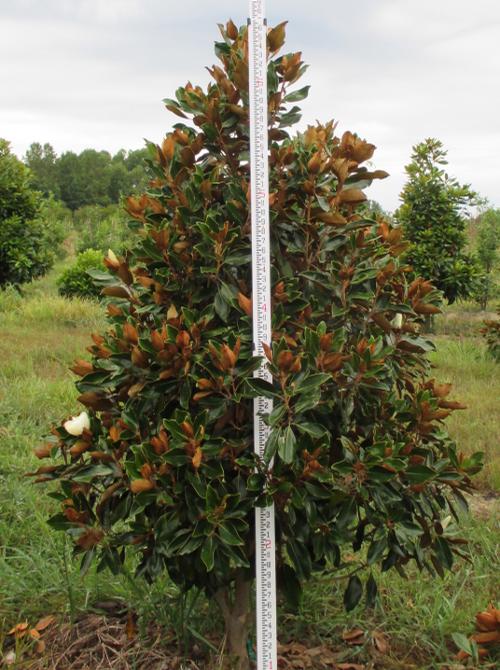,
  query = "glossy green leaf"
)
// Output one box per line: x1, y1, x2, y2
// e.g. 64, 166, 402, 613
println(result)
343, 575, 363, 611
201, 536, 216, 571
278, 426, 296, 464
